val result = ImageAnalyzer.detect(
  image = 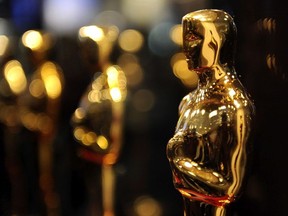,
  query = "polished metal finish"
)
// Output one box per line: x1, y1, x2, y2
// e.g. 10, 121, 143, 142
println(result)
167, 9, 256, 216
